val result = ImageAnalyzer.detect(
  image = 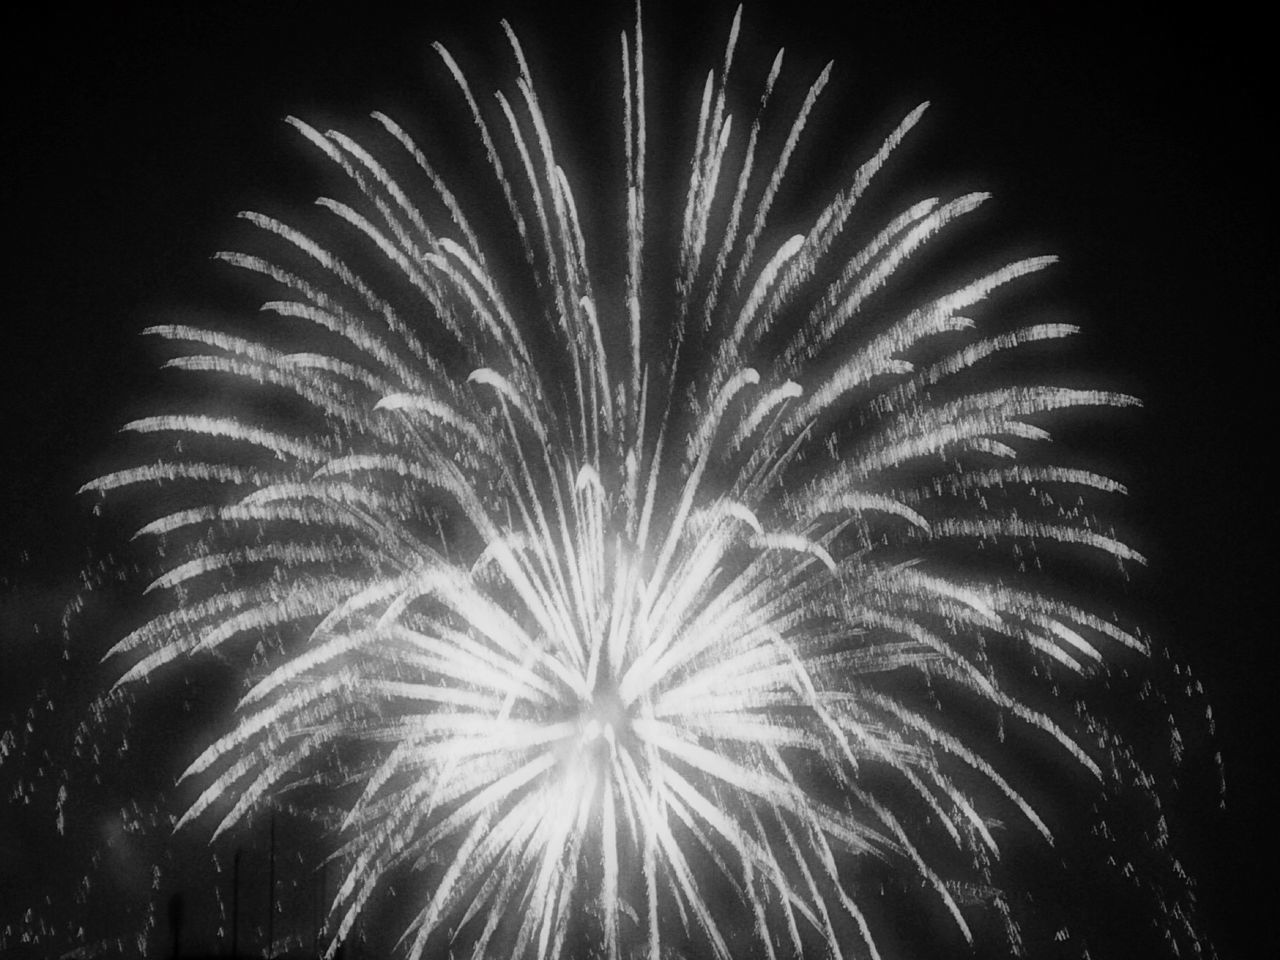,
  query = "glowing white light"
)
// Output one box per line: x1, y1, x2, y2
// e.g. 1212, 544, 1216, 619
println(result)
83, 6, 1162, 960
